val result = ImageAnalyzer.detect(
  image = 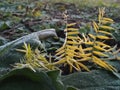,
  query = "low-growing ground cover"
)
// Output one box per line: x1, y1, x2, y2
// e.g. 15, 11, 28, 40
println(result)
0, 0, 120, 90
